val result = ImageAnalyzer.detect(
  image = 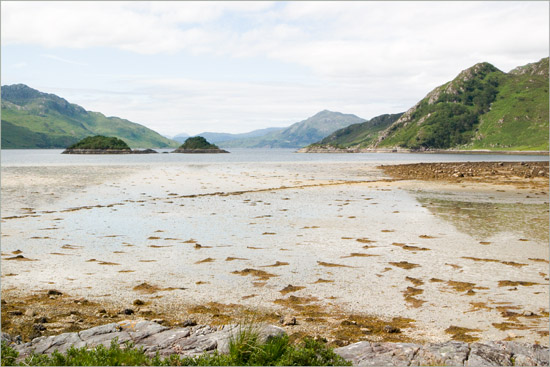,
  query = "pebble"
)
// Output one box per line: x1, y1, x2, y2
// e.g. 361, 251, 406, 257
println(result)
280, 316, 297, 326
383, 325, 401, 333
32, 324, 46, 332
24, 310, 36, 317
182, 319, 197, 327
